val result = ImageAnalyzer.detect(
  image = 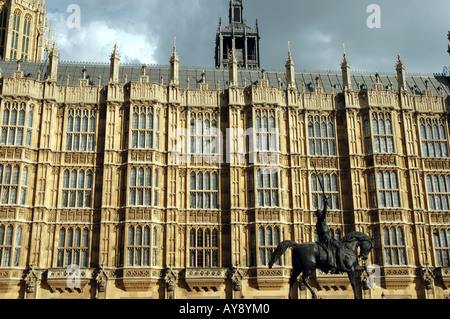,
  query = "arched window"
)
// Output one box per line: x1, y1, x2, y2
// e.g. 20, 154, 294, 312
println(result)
433, 229, 450, 267
130, 106, 159, 150
0, 164, 28, 205
364, 113, 394, 154
126, 225, 157, 267
189, 227, 219, 268
254, 110, 278, 152
1, 103, 33, 147
426, 174, 450, 211
190, 113, 218, 155
383, 227, 407, 265
420, 118, 448, 158
308, 115, 336, 156
10, 10, 21, 60
66, 110, 96, 152
190, 171, 219, 209
61, 169, 93, 208
256, 169, 279, 207
129, 167, 159, 207
21, 15, 32, 61
57, 227, 89, 268
0, 224, 22, 267
376, 171, 400, 208
257, 226, 281, 266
